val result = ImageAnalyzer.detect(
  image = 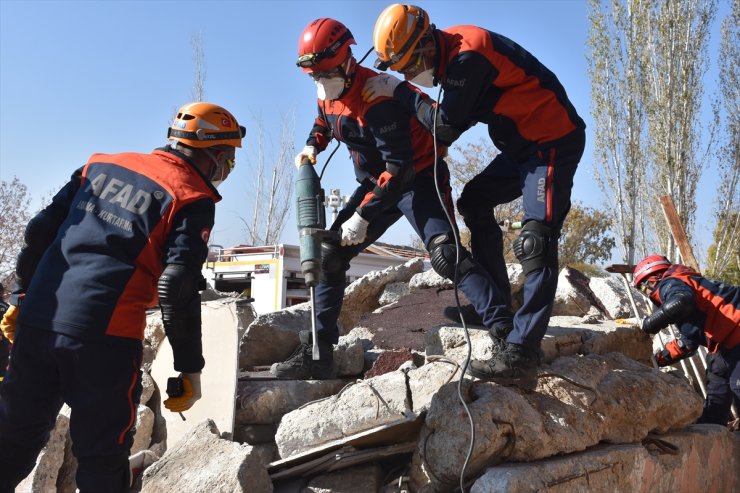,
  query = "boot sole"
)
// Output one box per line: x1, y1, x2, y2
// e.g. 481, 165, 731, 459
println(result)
269, 362, 311, 380
466, 367, 537, 390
